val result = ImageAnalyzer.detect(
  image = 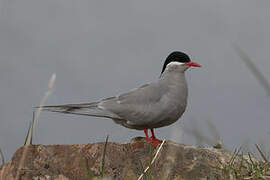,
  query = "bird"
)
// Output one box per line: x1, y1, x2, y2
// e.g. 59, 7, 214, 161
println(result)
40, 51, 201, 147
